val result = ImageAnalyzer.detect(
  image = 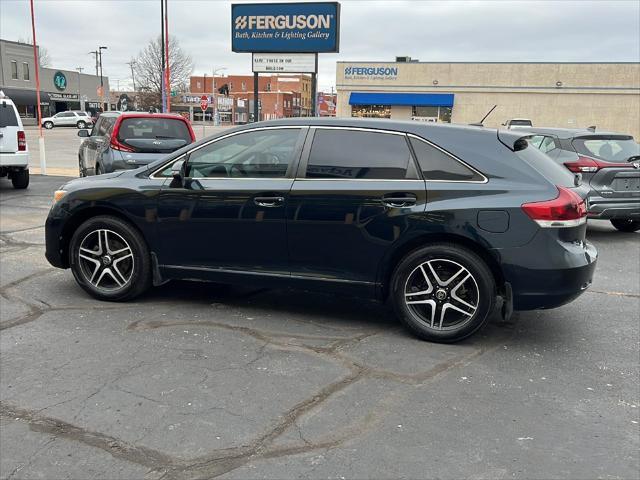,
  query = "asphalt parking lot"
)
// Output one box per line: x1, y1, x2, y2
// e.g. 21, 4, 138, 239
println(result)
0, 175, 638, 480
